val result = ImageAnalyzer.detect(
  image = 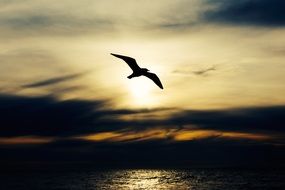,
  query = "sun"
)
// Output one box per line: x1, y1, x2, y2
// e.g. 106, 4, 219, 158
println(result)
127, 78, 156, 106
